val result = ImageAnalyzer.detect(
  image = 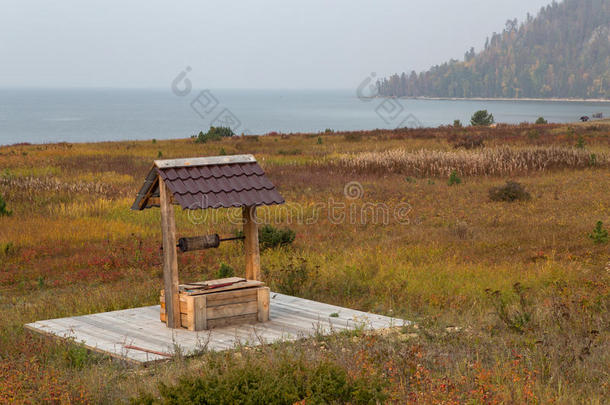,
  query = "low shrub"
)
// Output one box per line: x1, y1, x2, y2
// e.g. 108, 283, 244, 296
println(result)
489, 181, 531, 202
589, 221, 608, 244
448, 170, 461, 185
196, 126, 235, 143
132, 357, 386, 404
236, 224, 296, 250
0, 194, 12, 217
535, 117, 548, 124
259, 224, 296, 250
216, 263, 235, 278
264, 254, 315, 296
